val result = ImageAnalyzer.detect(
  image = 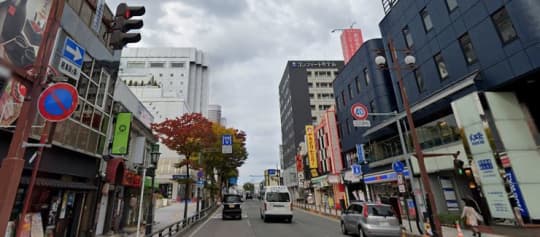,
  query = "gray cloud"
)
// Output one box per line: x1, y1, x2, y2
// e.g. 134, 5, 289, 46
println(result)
105, 0, 385, 184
